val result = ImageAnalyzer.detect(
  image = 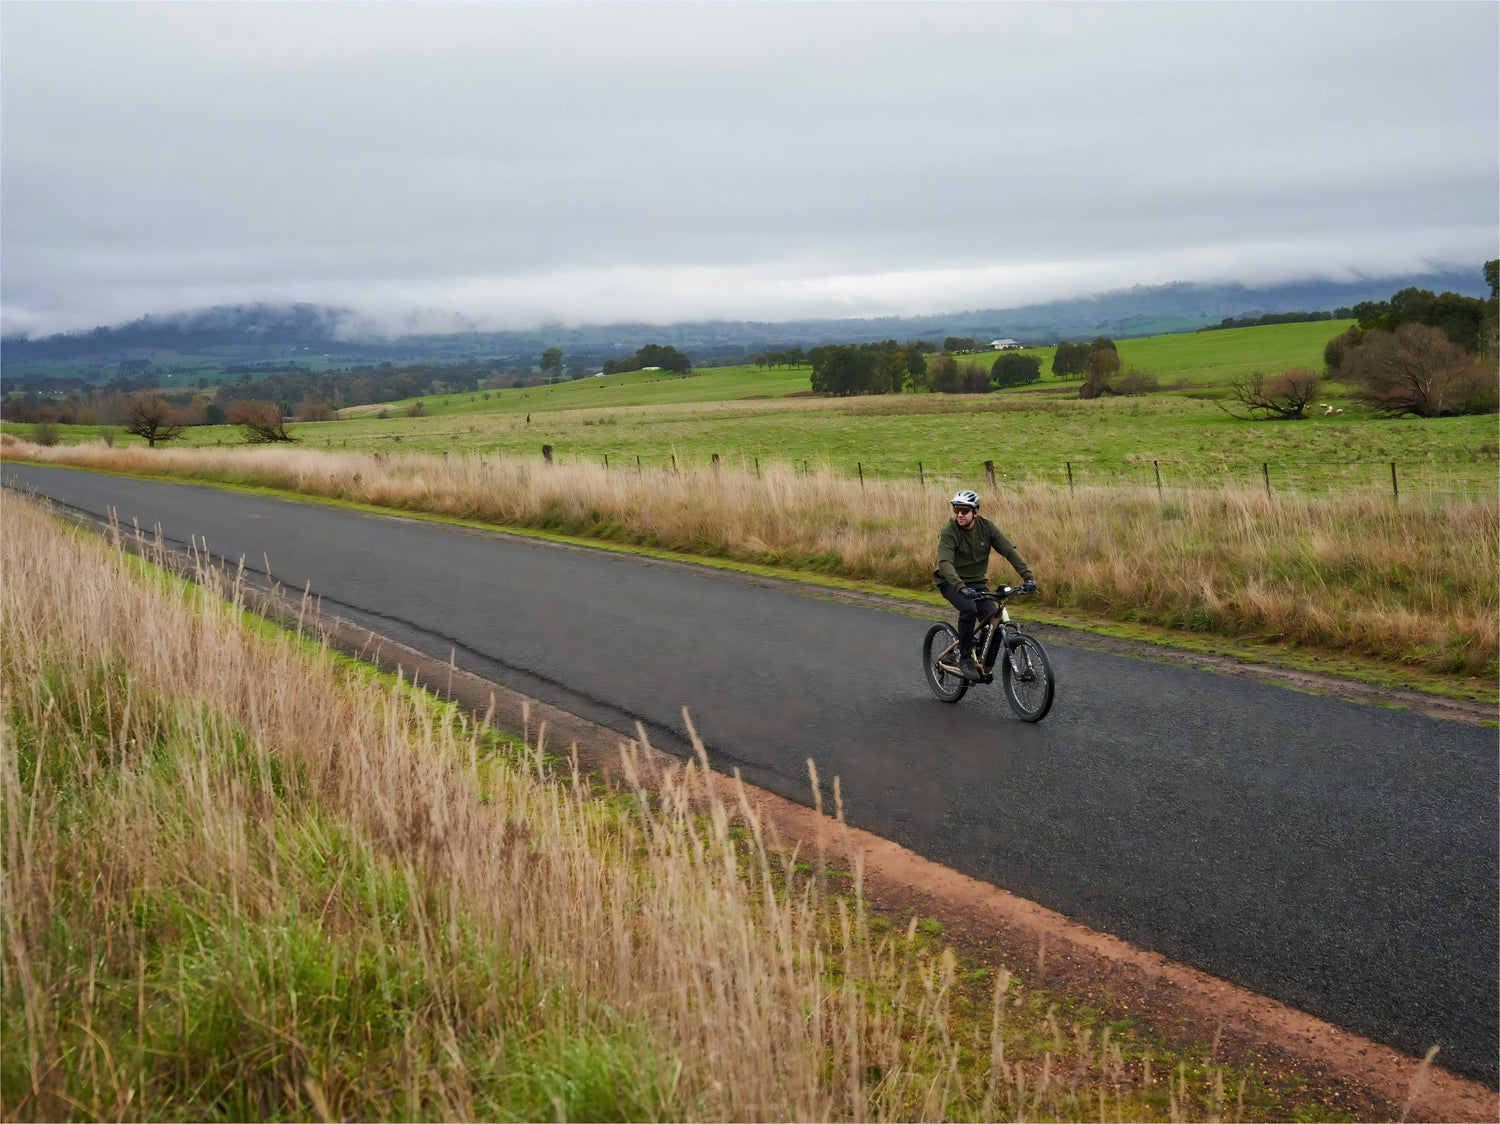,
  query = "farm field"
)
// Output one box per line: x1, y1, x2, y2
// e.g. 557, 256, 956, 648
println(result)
312, 393, 1495, 497
23, 392, 1495, 498
1006, 318, 1360, 388
9, 320, 1496, 497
